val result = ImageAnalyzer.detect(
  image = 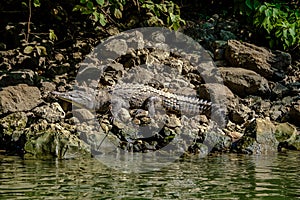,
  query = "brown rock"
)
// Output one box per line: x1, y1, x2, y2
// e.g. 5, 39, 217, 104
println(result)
219, 67, 270, 98
198, 83, 237, 127
225, 40, 291, 80
198, 83, 237, 108
0, 84, 42, 114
